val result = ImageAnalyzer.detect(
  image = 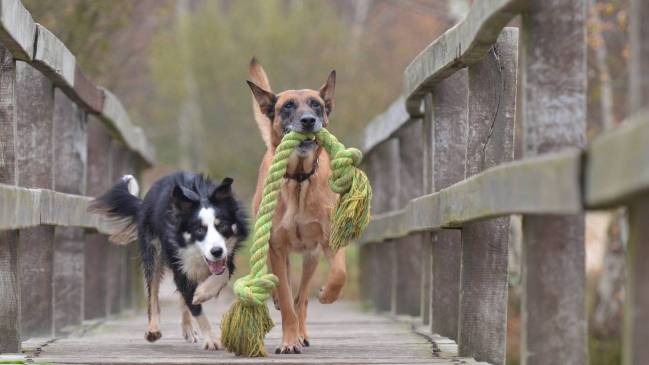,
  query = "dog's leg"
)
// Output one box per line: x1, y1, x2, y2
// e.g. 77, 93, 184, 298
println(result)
175, 273, 220, 351
141, 236, 163, 342
295, 250, 319, 346
179, 294, 198, 343
269, 253, 289, 311
191, 273, 228, 305
270, 245, 301, 354
319, 245, 347, 304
